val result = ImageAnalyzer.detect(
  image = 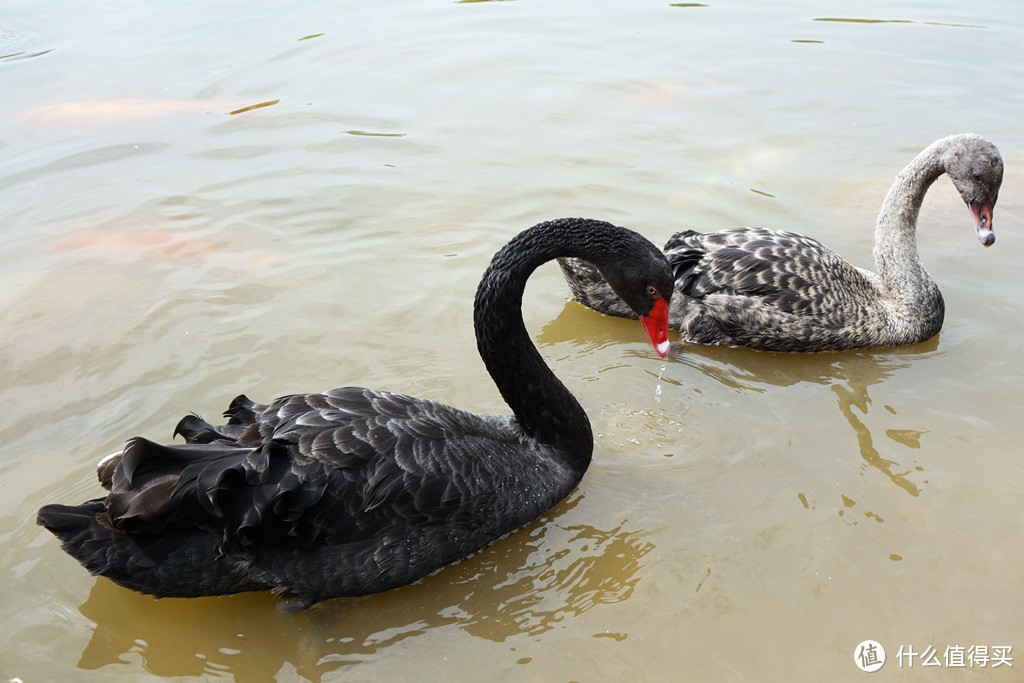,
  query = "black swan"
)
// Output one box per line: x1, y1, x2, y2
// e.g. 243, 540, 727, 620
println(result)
558, 134, 1003, 351
36, 217, 674, 610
